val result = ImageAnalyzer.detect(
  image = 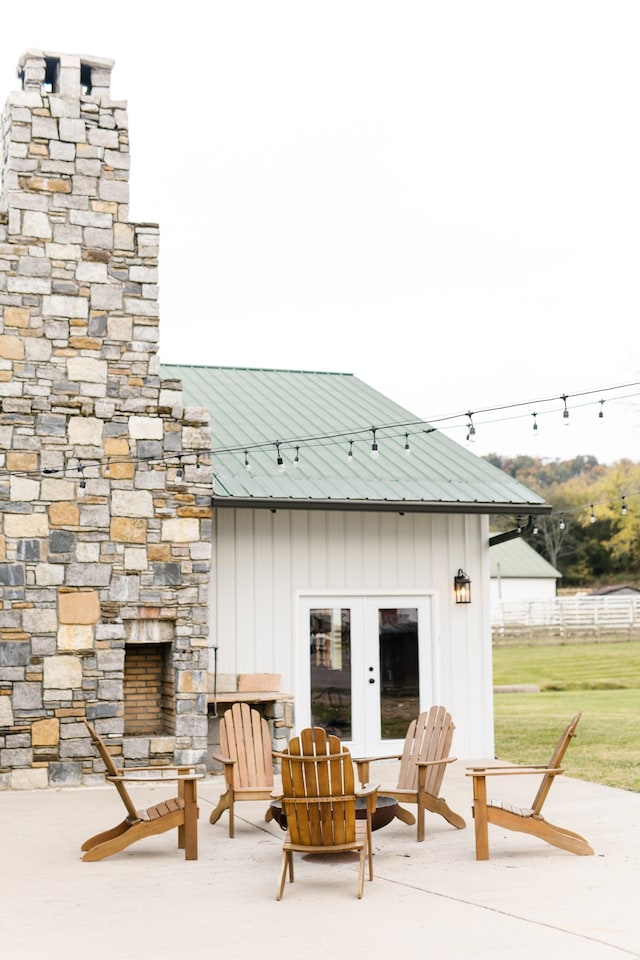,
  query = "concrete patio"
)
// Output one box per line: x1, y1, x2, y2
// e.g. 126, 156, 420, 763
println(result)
1, 759, 638, 959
